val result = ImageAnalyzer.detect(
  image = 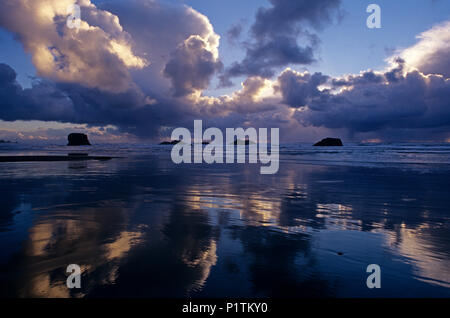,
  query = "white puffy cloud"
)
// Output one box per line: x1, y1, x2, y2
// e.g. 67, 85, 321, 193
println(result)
397, 21, 450, 78
101, 1, 222, 97
0, 0, 147, 92
163, 35, 222, 97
